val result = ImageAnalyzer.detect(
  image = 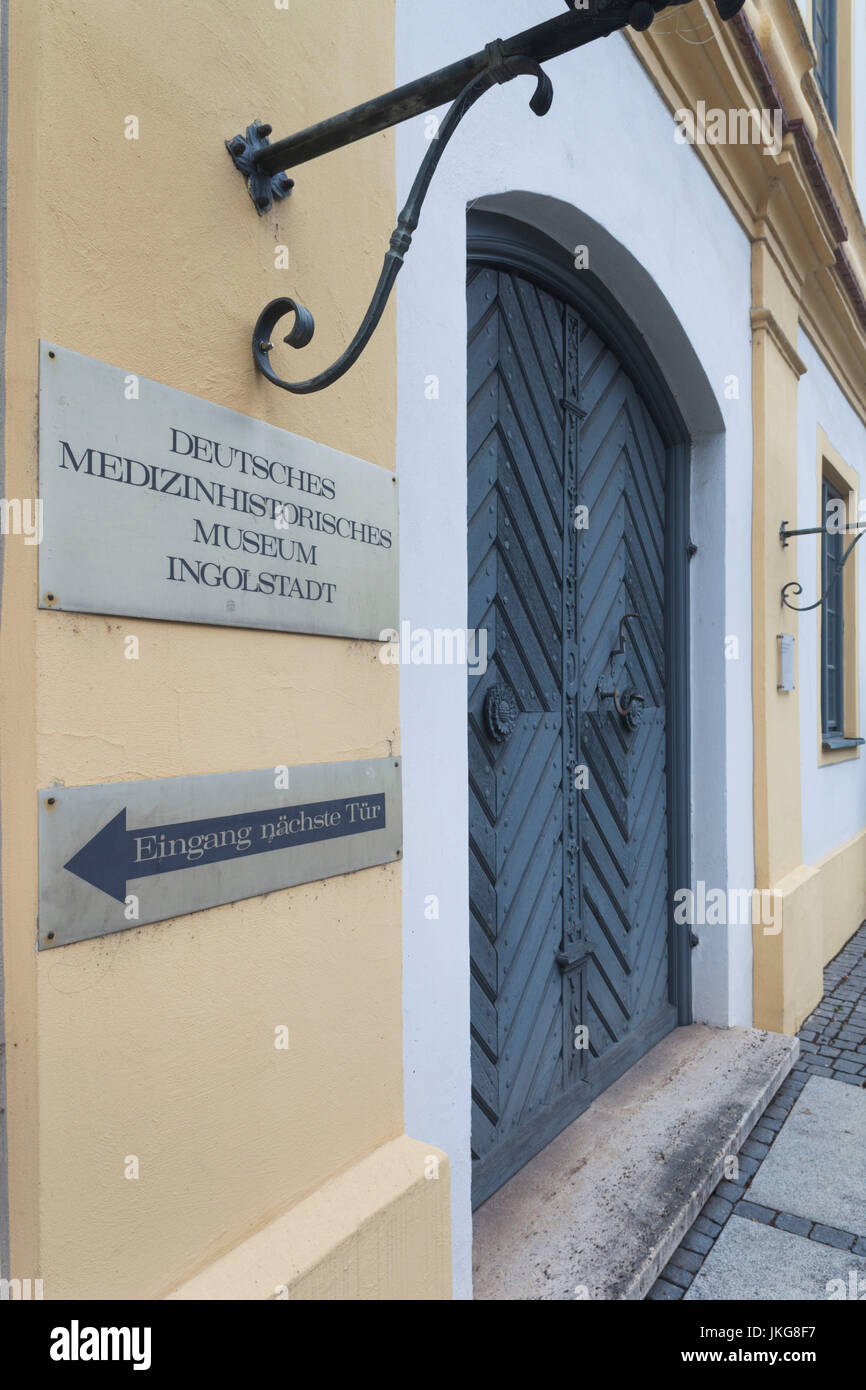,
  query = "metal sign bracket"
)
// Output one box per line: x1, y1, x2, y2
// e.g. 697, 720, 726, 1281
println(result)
224, 0, 745, 396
